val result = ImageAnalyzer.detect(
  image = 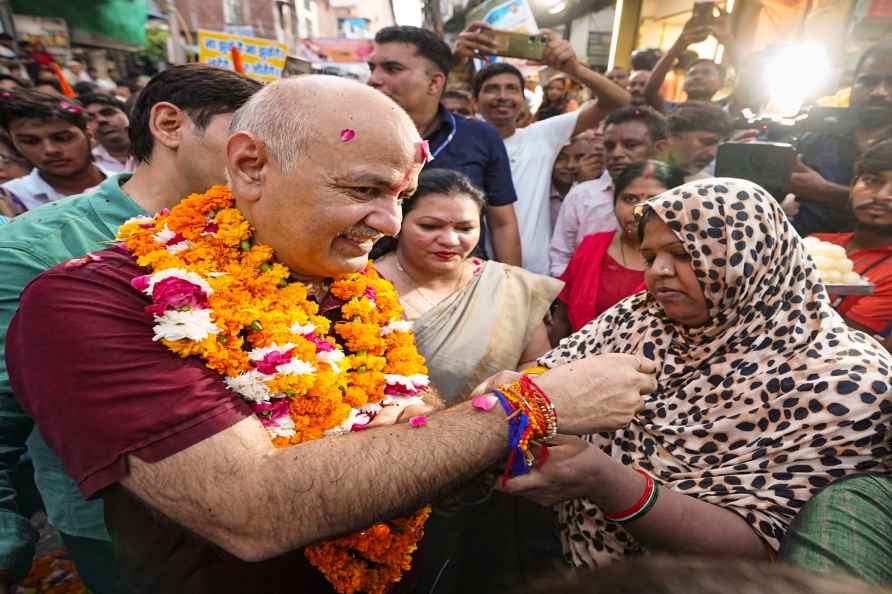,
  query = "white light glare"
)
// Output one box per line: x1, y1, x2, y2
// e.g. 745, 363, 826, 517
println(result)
548, 1, 567, 13
763, 42, 831, 117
